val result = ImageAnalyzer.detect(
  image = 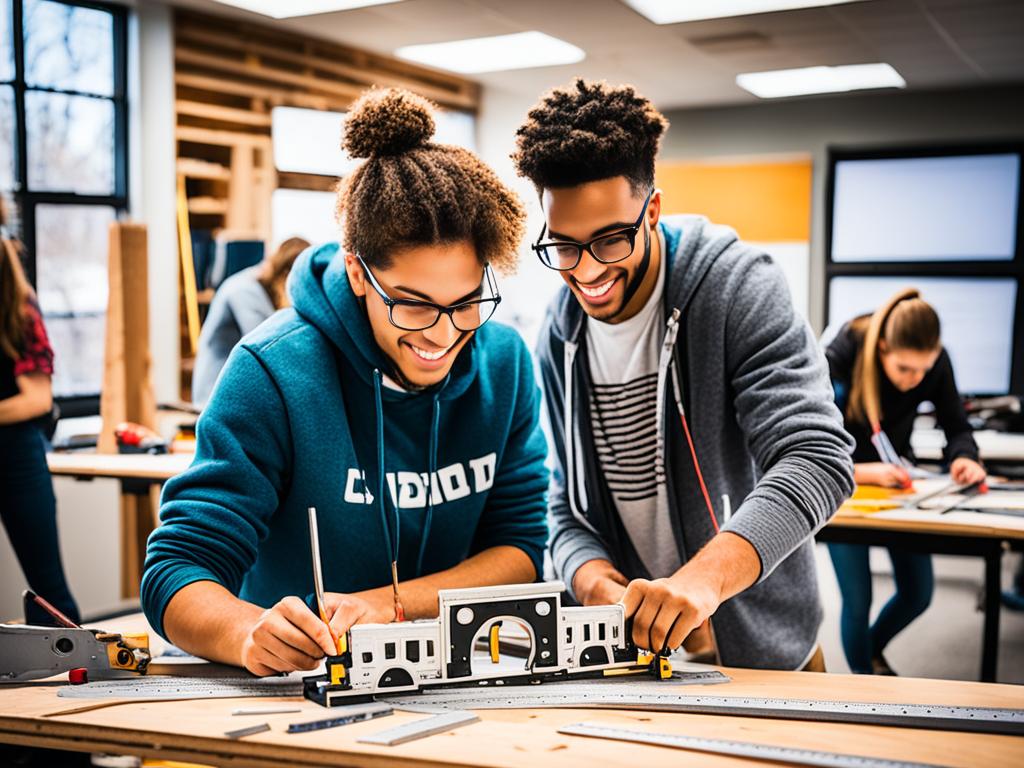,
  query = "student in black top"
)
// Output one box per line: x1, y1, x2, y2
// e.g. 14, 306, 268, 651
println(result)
0, 200, 80, 626
825, 288, 985, 674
